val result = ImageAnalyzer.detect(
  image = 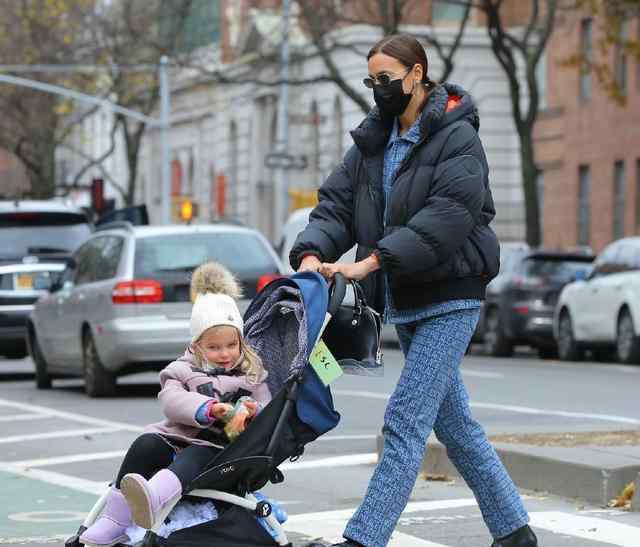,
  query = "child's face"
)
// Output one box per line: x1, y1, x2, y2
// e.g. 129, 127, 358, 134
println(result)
198, 326, 241, 369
